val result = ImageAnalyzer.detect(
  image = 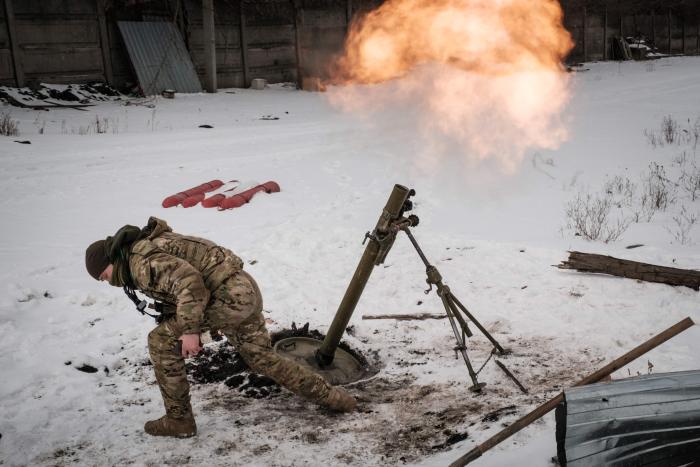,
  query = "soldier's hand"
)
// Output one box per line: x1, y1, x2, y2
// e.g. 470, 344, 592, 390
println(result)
179, 334, 202, 358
